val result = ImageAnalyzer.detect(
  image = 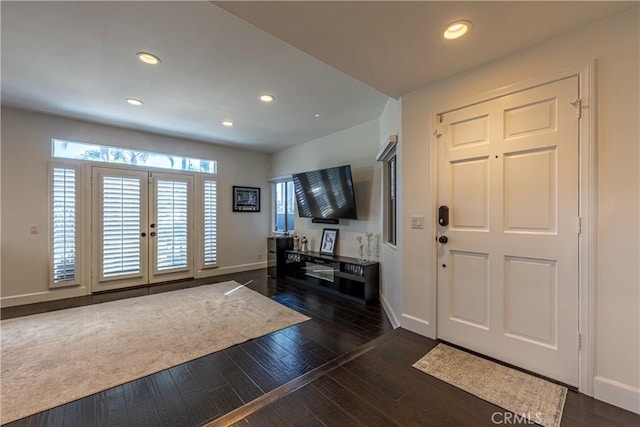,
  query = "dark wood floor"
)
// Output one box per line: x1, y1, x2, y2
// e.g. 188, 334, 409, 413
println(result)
2, 270, 639, 426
